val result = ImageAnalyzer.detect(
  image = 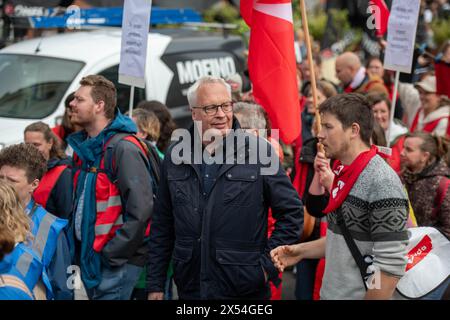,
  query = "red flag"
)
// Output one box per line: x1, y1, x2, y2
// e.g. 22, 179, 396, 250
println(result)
435, 60, 450, 137
241, 0, 300, 144
370, 0, 390, 37
240, 0, 253, 26
435, 60, 450, 98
